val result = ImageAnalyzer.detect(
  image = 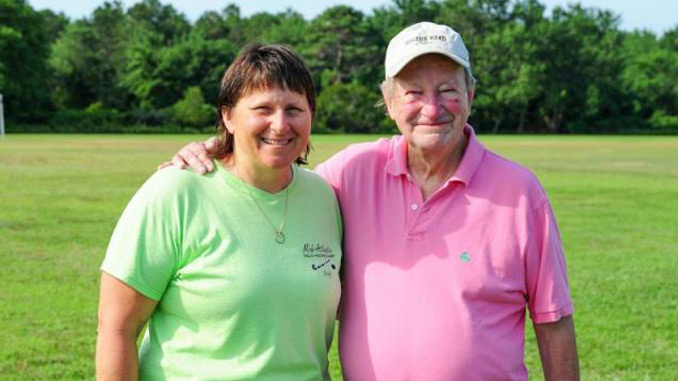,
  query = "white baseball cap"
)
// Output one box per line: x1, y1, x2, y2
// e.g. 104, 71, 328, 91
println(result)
384, 22, 472, 79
